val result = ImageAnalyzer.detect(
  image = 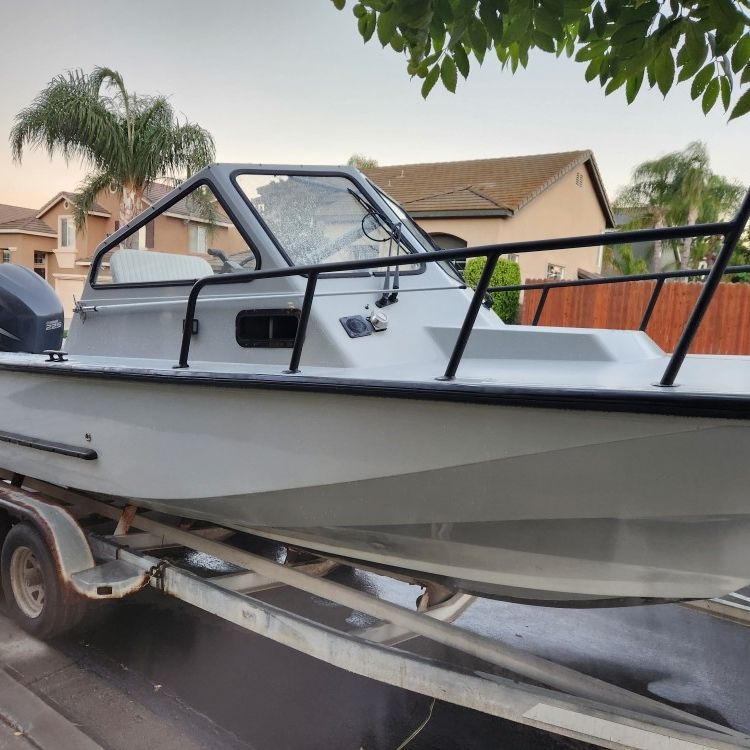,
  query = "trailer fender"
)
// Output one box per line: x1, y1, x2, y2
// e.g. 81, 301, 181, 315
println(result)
0, 485, 148, 599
